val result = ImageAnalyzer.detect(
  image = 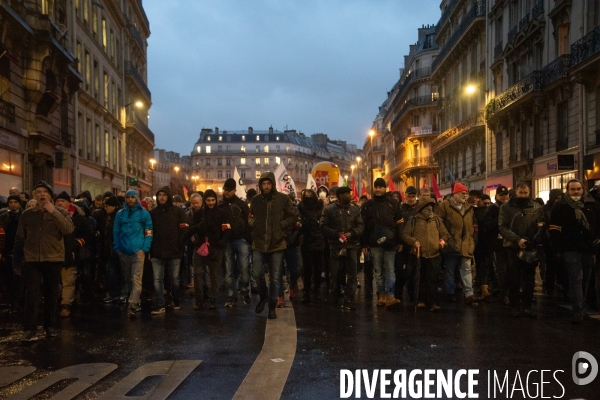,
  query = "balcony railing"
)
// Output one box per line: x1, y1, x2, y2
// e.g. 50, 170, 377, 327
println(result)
571, 24, 600, 67
556, 137, 569, 151
128, 22, 145, 51
391, 95, 439, 128
542, 54, 571, 86
487, 71, 542, 117
507, 25, 518, 43
0, 98, 16, 123
431, 111, 485, 153
532, 0, 544, 19
397, 156, 437, 173
432, 1, 486, 73
124, 61, 152, 102
519, 13, 530, 32
127, 113, 155, 144
533, 145, 544, 158
494, 41, 503, 58
496, 159, 503, 170
471, 166, 477, 175
413, 67, 432, 80
461, 170, 467, 178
